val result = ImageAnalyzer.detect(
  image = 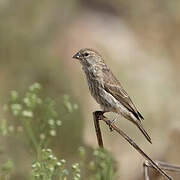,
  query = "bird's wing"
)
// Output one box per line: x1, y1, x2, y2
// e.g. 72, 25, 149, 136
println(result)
102, 68, 144, 121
